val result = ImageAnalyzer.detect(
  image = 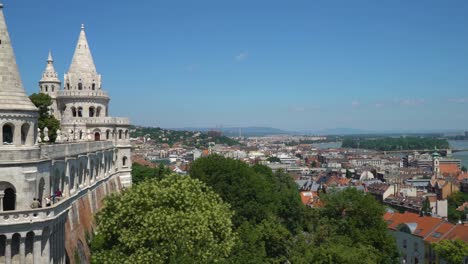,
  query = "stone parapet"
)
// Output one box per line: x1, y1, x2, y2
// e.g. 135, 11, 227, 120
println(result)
0, 170, 120, 227
0, 147, 41, 163
57, 90, 109, 99
61, 117, 130, 126
40, 141, 114, 160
